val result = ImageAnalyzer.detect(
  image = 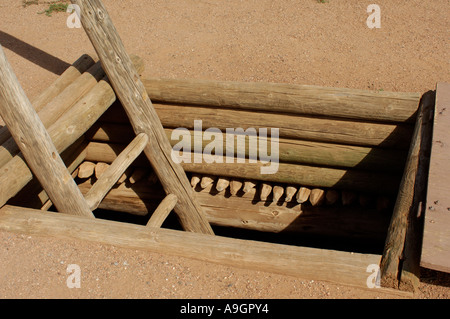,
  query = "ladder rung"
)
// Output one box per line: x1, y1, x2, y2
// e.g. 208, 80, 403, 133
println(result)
146, 193, 178, 228
85, 132, 148, 210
